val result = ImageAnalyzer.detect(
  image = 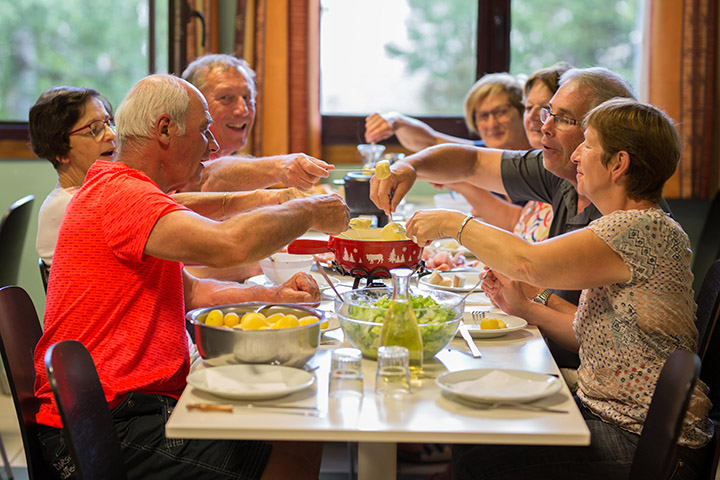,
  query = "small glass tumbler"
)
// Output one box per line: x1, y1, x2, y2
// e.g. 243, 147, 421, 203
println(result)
375, 345, 411, 396
329, 347, 364, 398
